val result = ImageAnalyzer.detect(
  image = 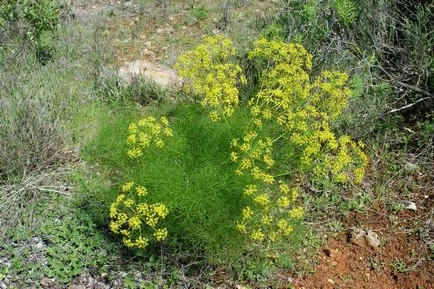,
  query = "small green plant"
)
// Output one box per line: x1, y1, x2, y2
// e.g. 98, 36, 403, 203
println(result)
333, 0, 358, 27
302, 0, 318, 22
260, 23, 285, 41
392, 259, 408, 273
368, 257, 385, 271
329, 220, 343, 236
191, 6, 209, 21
